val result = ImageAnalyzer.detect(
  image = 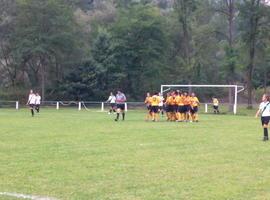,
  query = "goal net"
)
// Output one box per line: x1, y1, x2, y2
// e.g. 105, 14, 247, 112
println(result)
160, 84, 244, 114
